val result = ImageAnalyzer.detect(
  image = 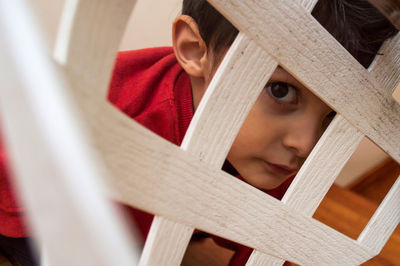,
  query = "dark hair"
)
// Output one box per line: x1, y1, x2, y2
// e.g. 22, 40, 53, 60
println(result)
182, 1, 238, 54
182, 0, 398, 68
